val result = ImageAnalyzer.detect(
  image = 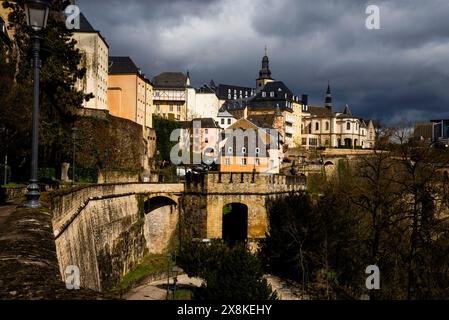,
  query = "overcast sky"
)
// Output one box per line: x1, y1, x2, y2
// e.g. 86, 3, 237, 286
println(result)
76, 0, 449, 124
